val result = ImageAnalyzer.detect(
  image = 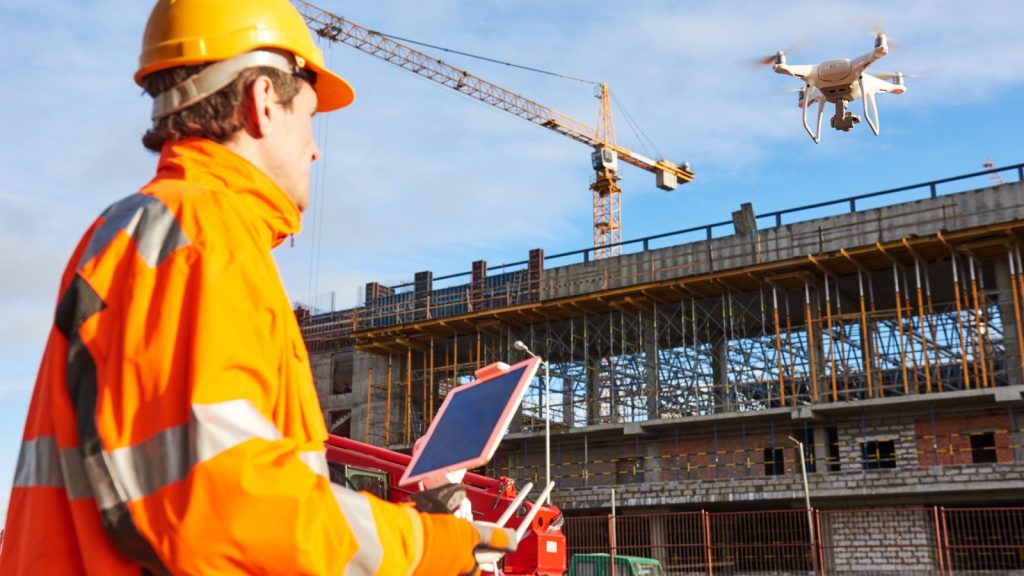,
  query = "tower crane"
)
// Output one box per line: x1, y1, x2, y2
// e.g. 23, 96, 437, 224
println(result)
295, 1, 695, 259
